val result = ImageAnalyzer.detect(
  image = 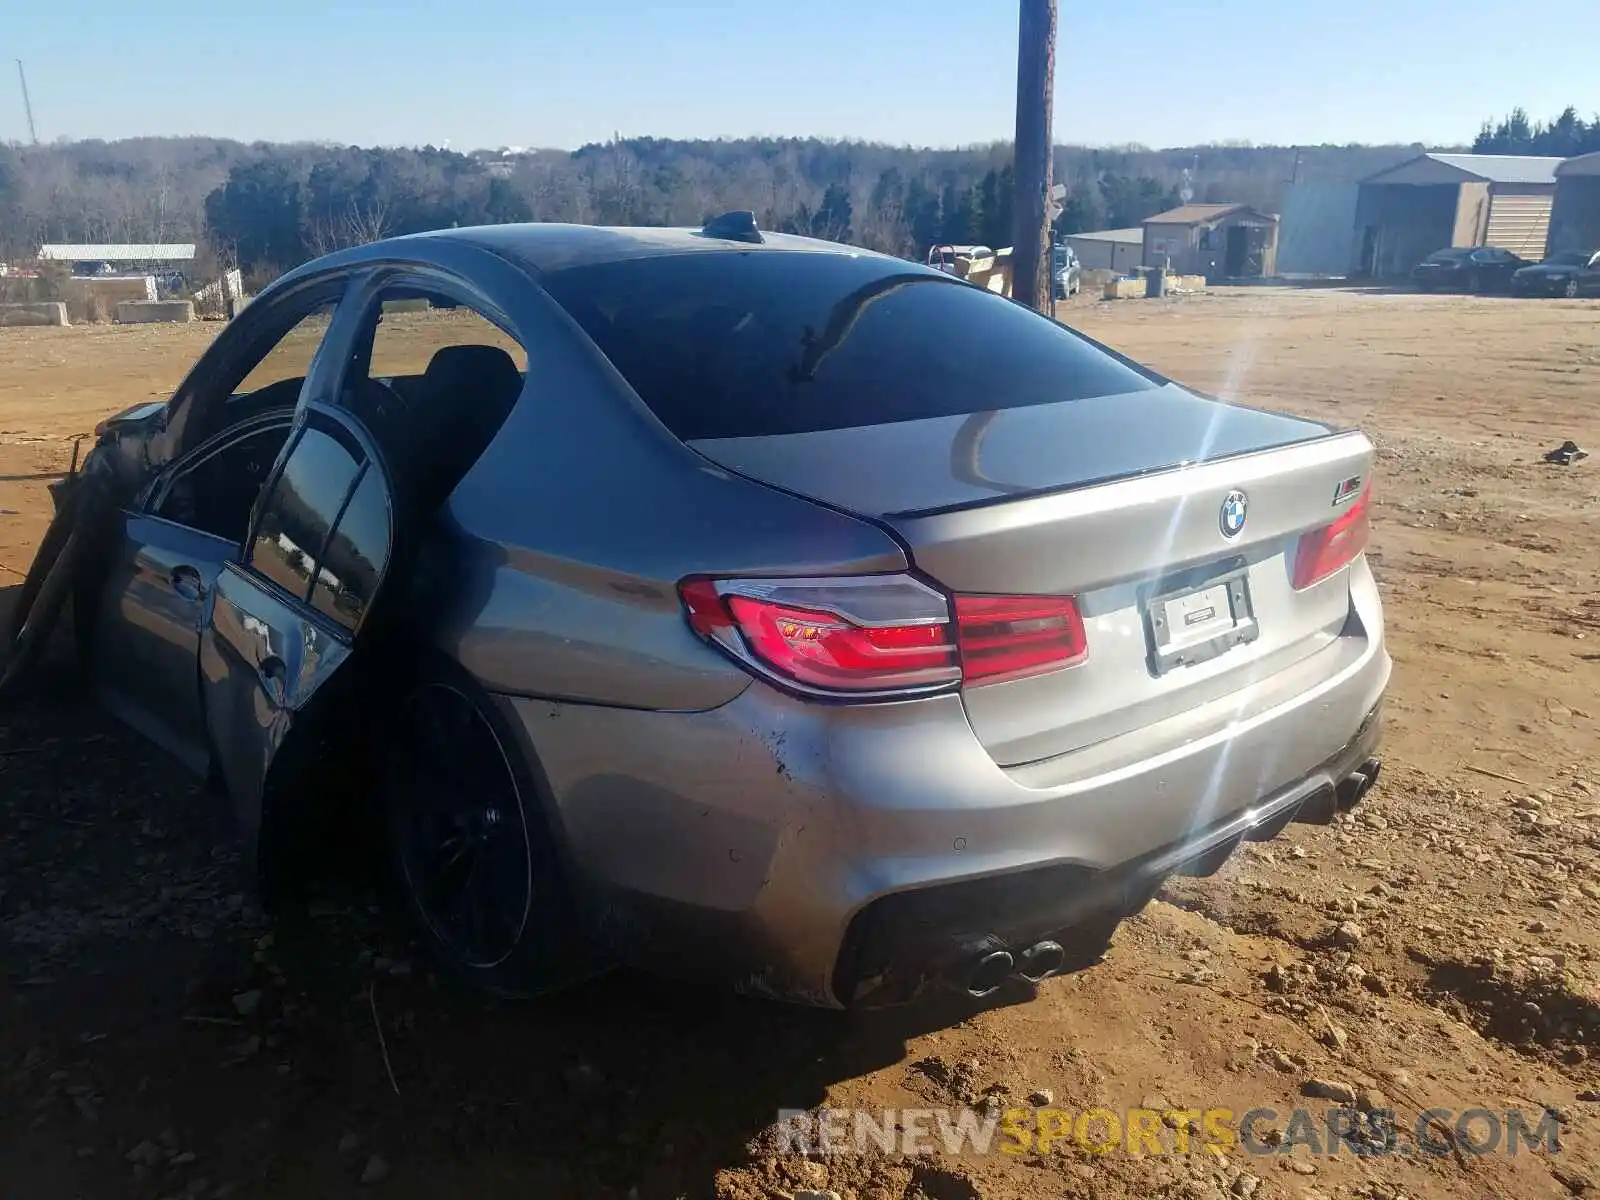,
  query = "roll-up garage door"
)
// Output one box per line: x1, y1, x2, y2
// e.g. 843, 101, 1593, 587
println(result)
1486, 192, 1554, 258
